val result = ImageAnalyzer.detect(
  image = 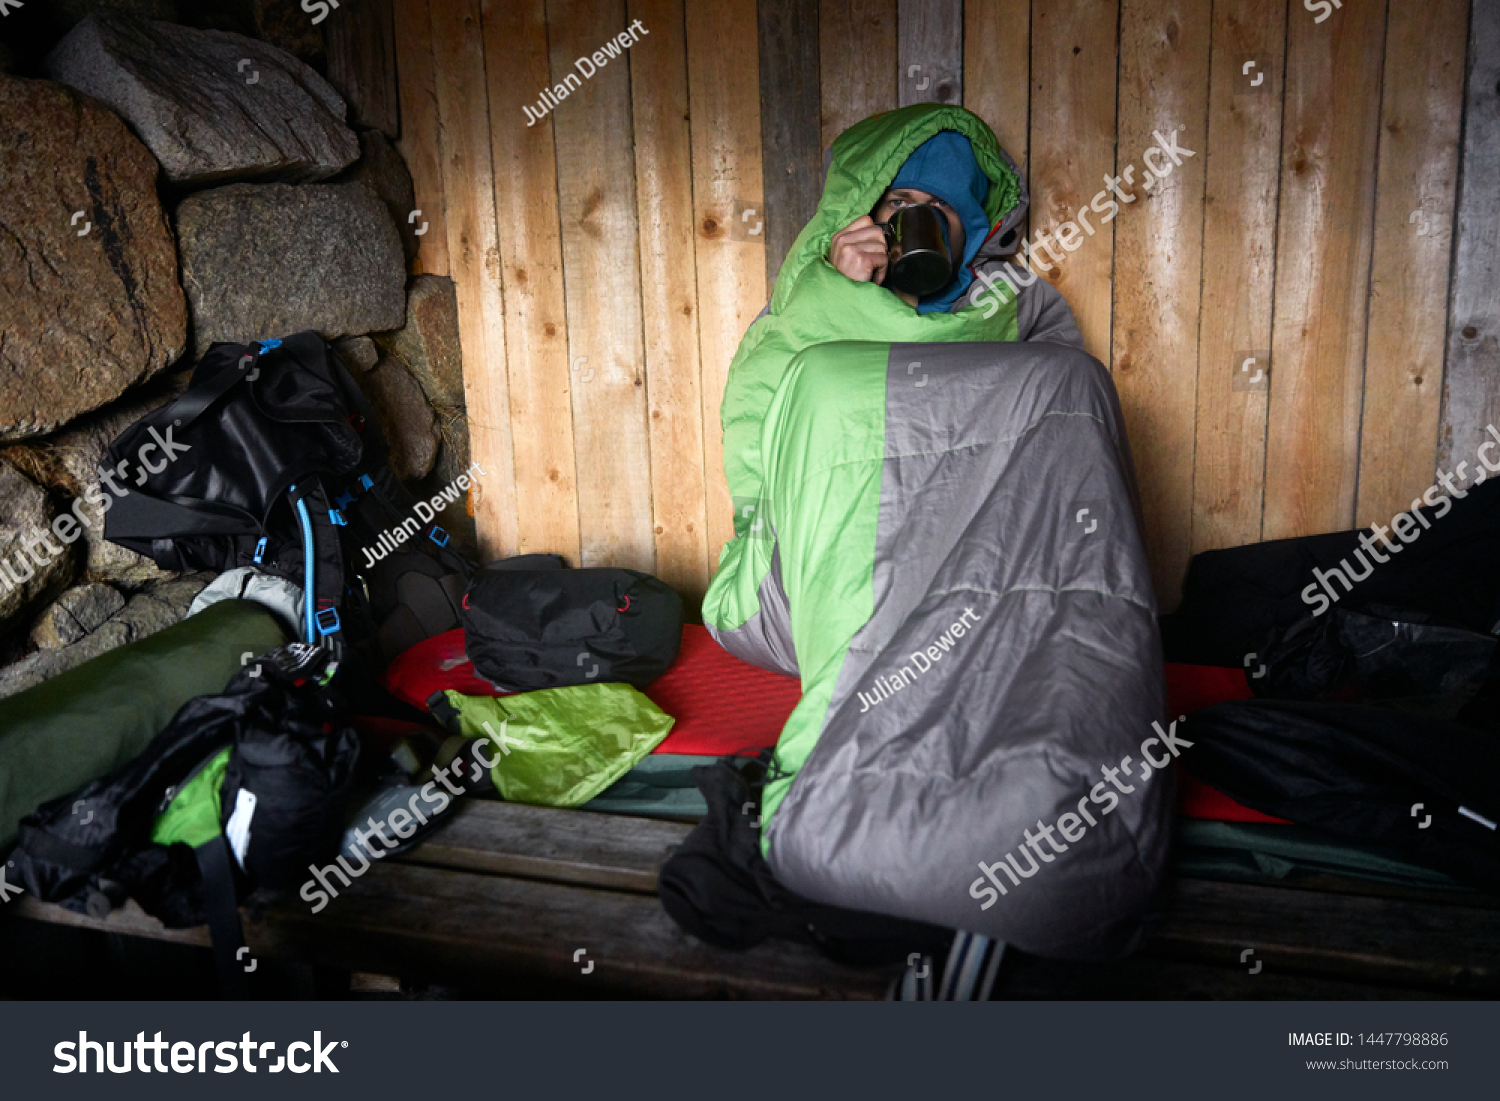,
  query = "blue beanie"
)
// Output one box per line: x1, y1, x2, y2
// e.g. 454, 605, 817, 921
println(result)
888, 131, 991, 314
